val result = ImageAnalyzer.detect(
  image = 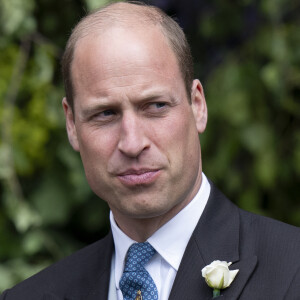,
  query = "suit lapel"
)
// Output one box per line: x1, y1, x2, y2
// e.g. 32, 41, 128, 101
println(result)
42, 232, 114, 300
221, 256, 257, 299
42, 293, 63, 300
169, 182, 257, 299
84, 232, 114, 300
168, 236, 211, 299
